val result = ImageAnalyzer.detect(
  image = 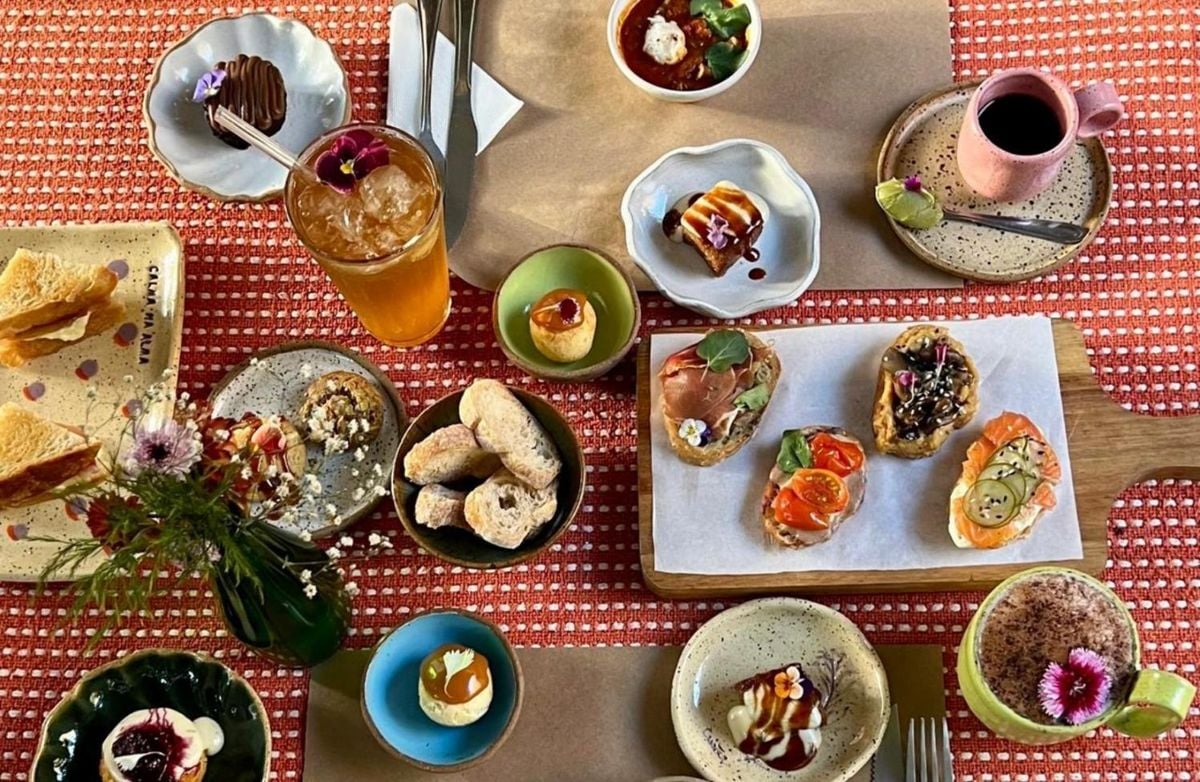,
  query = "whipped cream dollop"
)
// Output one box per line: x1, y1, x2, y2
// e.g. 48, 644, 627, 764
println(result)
101, 708, 224, 782
643, 15, 687, 65
727, 665, 824, 772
